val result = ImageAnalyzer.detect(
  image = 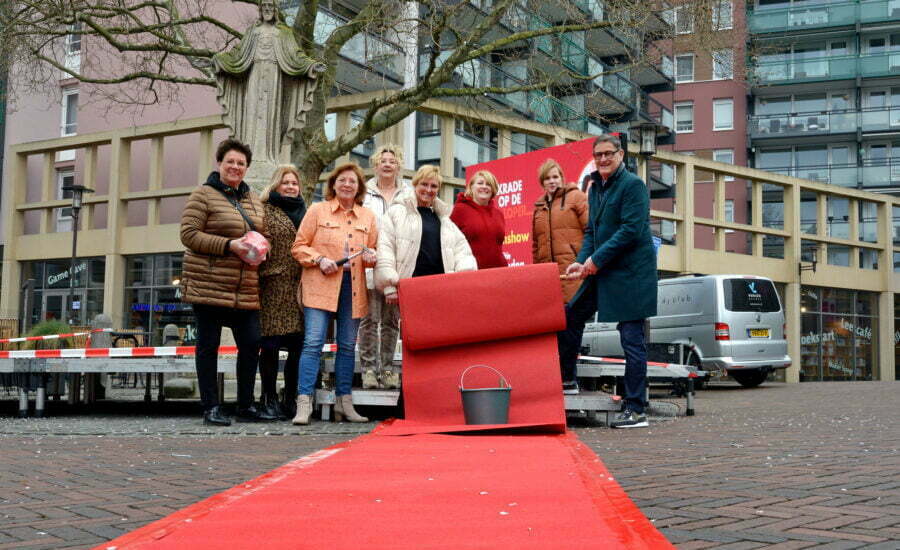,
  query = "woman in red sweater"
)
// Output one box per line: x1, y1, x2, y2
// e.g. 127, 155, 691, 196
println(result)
450, 170, 508, 269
